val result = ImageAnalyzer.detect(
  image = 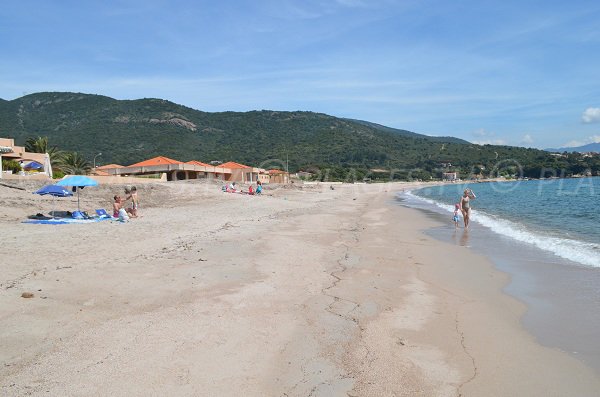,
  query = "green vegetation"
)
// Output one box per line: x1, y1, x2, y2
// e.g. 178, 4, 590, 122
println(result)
25, 135, 63, 169
0, 92, 598, 181
56, 151, 91, 175
2, 159, 21, 174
